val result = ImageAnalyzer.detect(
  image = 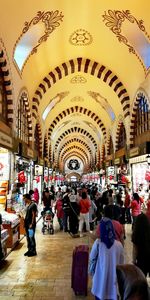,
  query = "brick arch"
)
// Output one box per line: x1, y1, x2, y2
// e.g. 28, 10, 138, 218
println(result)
101, 144, 106, 165
0, 41, 13, 123
18, 91, 33, 141
130, 90, 150, 147
59, 145, 89, 164
106, 134, 114, 156
34, 122, 43, 157
32, 57, 130, 119
43, 134, 48, 158
48, 106, 106, 140
54, 127, 97, 152
115, 120, 126, 151
58, 137, 92, 157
